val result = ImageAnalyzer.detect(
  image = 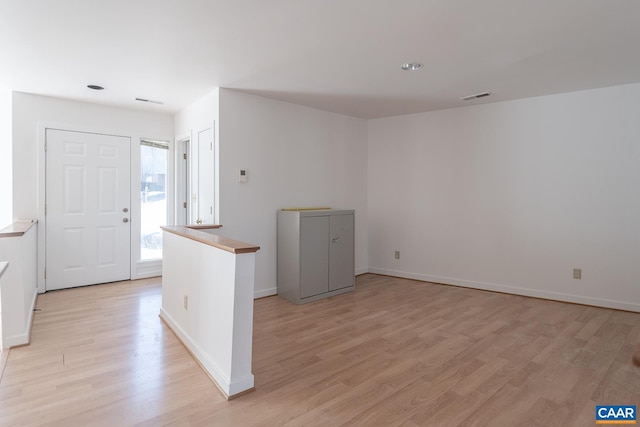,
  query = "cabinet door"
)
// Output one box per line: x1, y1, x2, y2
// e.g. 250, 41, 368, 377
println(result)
329, 214, 354, 291
300, 216, 329, 298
